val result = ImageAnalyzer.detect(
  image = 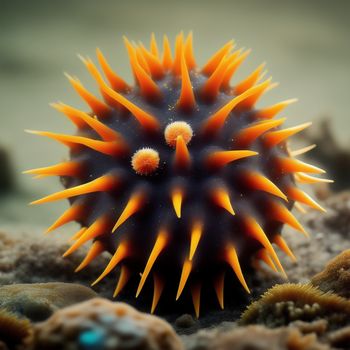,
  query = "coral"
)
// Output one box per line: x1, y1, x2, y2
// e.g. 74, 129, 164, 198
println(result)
33, 298, 183, 350
0, 283, 97, 322
183, 325, 329, 350
0, 308, 33, 350
311, 250, 350, 299
240, 283, 350, 328
25, 32, 330, 316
